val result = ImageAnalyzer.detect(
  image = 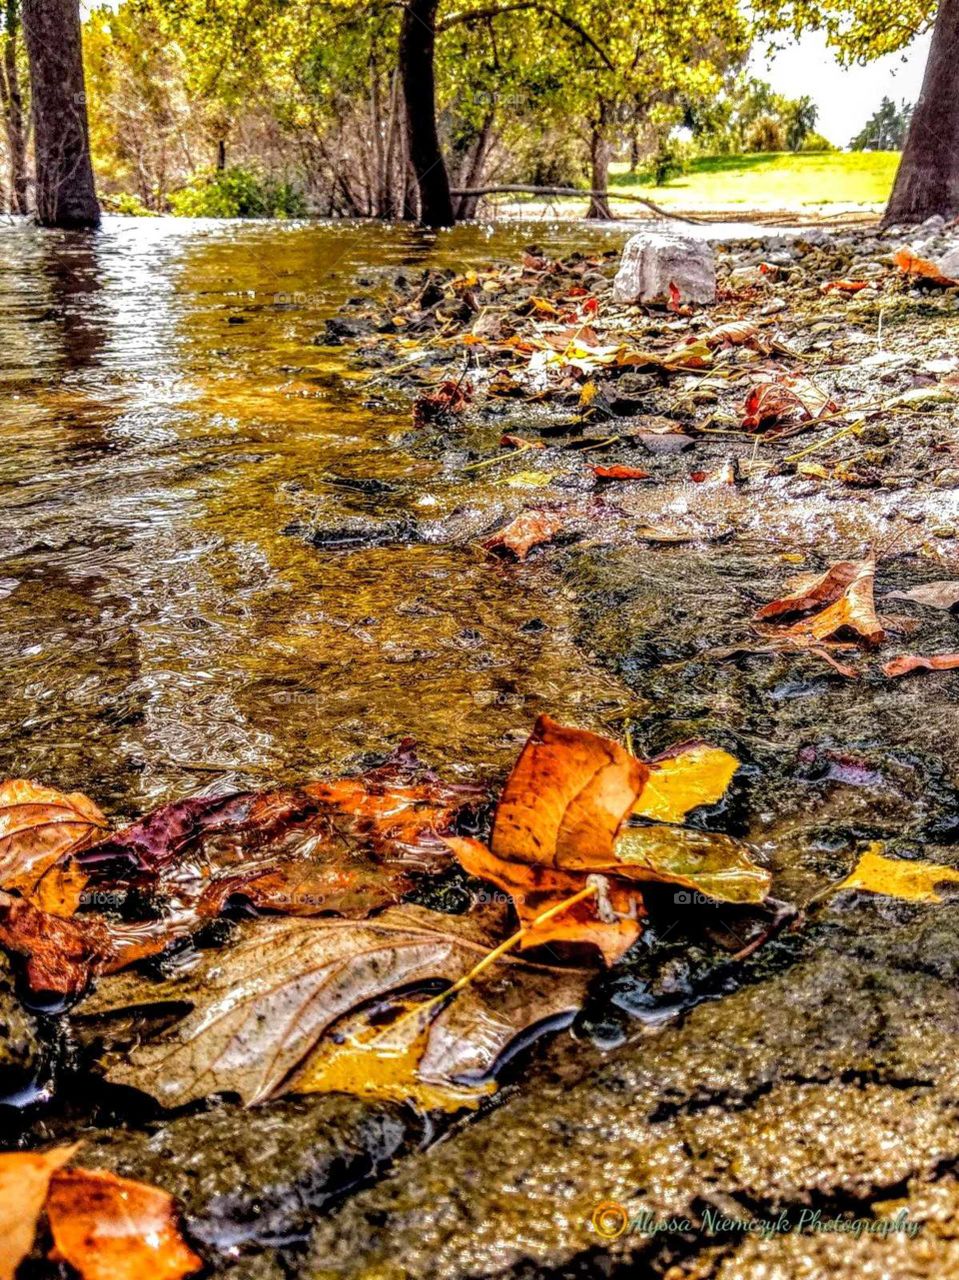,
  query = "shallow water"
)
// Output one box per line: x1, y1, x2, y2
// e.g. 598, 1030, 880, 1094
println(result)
0, 217, 642, 816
